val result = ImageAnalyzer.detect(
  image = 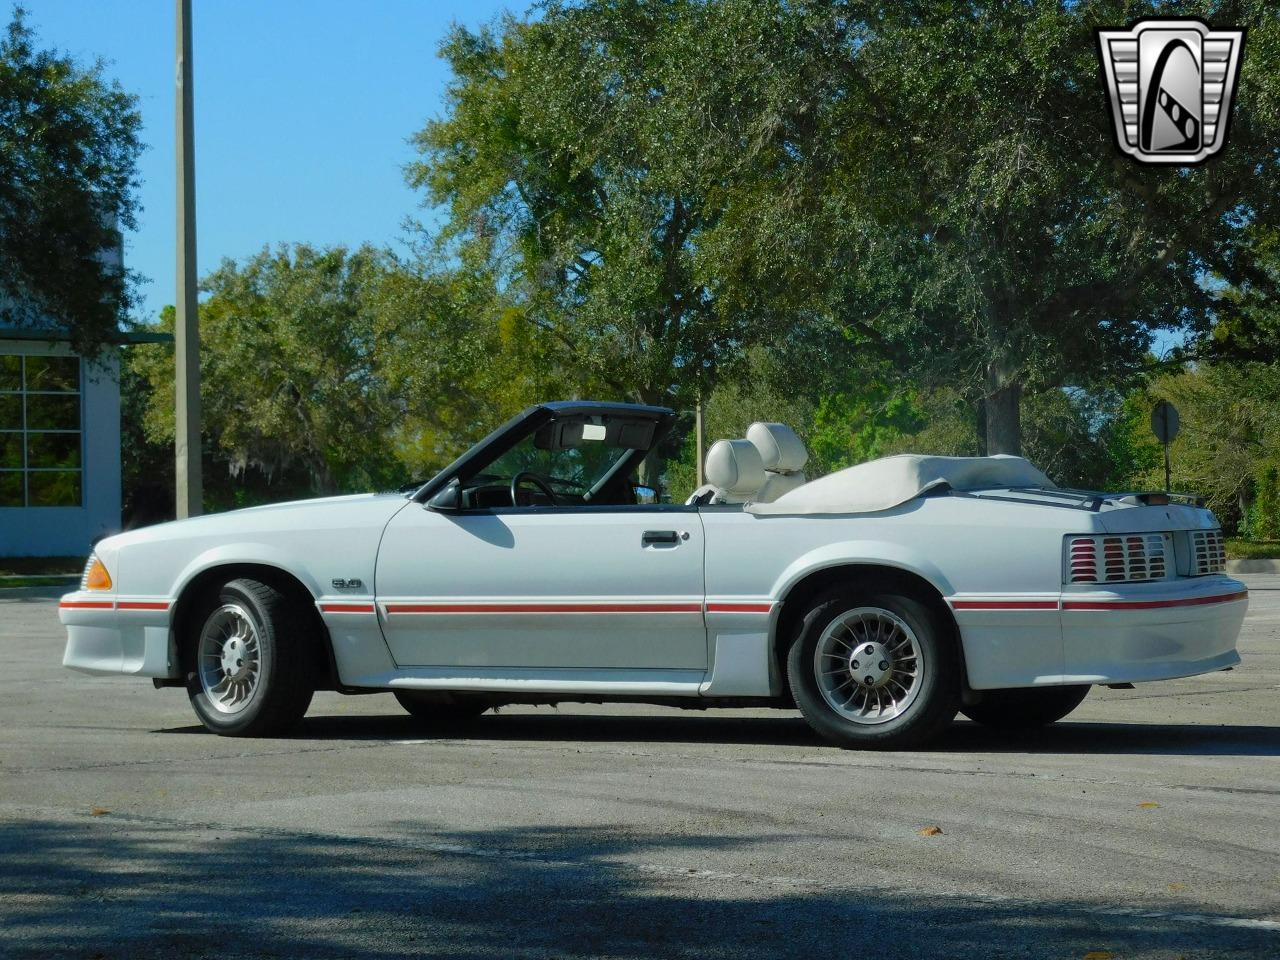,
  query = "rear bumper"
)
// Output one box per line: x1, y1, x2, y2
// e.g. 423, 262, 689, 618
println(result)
60, 591, 176, 678
951, 576, 1247, 689
1059, 576, 1246, 685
